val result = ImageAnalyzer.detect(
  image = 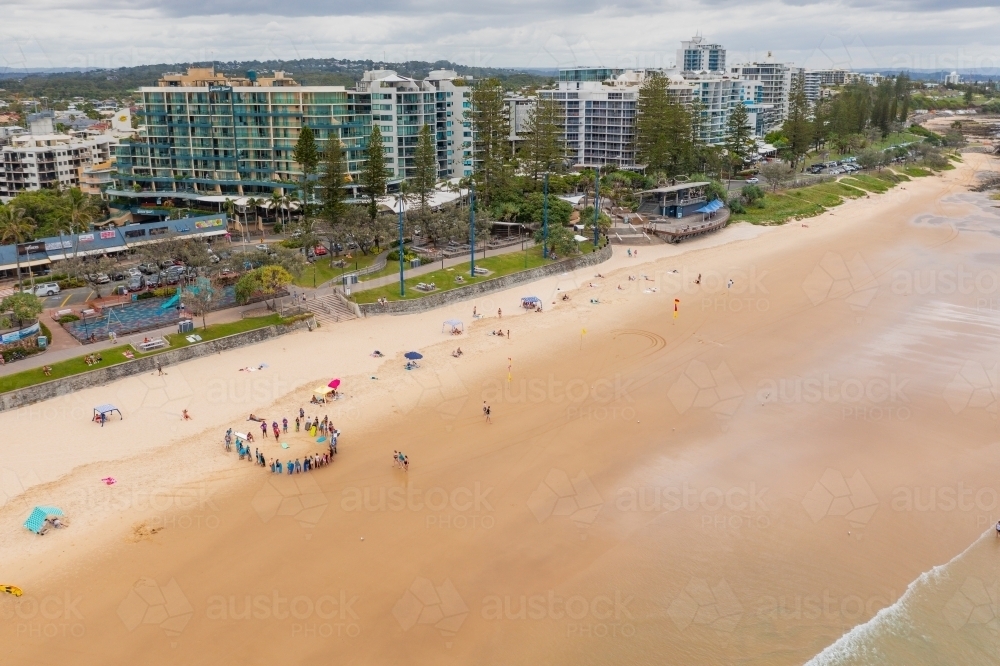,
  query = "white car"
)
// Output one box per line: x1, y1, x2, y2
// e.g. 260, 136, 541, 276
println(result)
24, 282, 61, 297
745, 177, 759, 184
